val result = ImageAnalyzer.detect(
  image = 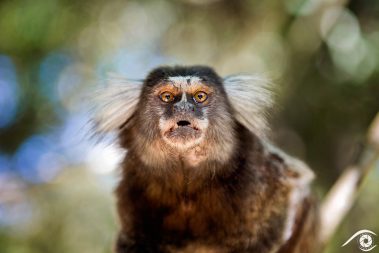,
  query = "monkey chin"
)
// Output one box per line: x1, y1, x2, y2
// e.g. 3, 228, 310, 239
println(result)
162, 120, 204, 150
